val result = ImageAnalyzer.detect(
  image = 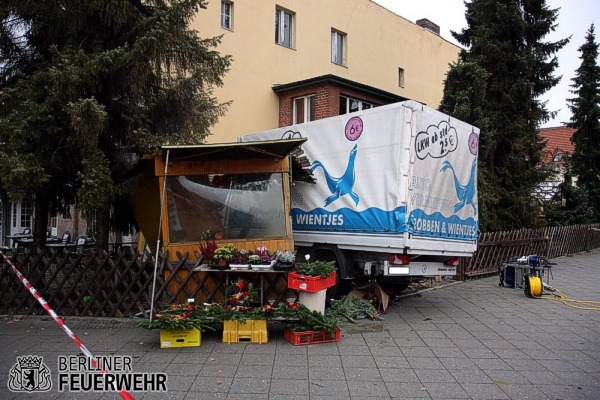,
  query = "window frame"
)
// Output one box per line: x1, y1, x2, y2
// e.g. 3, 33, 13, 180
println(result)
398, 67, 405, 88
221, 1, 233, 30
339, 95, 375, 115
275, 7, 294, 48
293, 95, 316, 124
331, 29, 346, 66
